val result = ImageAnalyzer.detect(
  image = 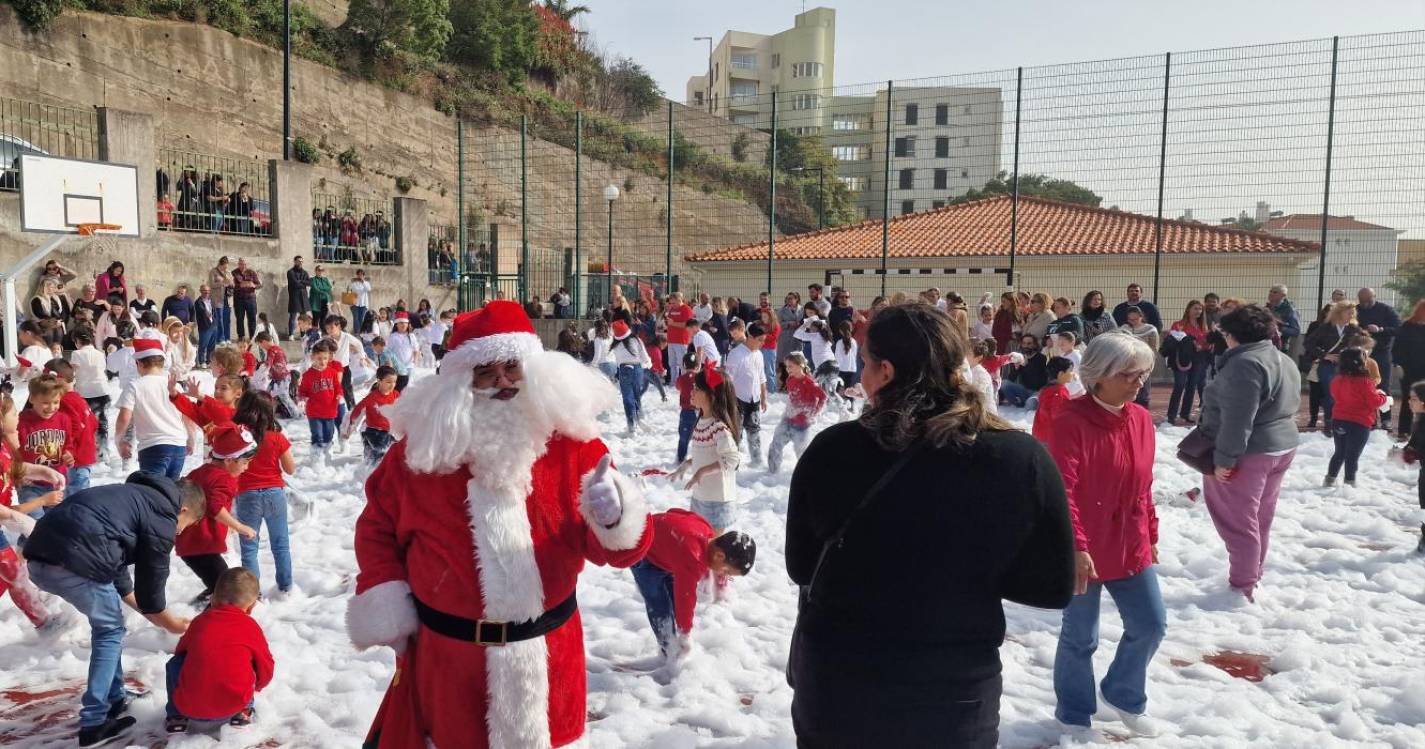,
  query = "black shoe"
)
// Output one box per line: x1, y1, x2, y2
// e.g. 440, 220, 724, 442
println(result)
229, 707, 255, 727
78, 716, 135, 748
106, 688, 147, 721
189, 590, 213, 608
165, 716, 189, 734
